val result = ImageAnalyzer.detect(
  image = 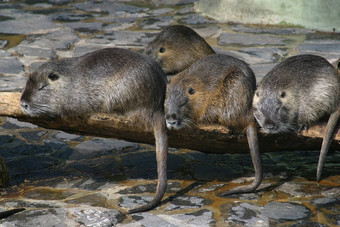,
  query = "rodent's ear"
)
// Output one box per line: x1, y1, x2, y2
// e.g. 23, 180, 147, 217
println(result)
48, 72, 59, 81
